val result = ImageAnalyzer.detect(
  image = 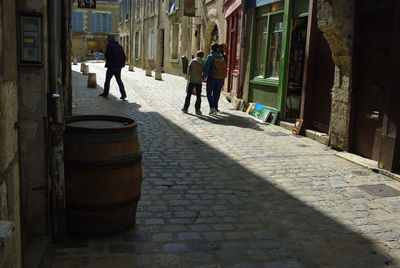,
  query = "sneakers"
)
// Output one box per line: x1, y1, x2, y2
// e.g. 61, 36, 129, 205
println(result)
99, 93, 108, 98
209, 108, 216, 115
195, 110, 202, 115
120, 95, 127, 100
181, 108, 188, 113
